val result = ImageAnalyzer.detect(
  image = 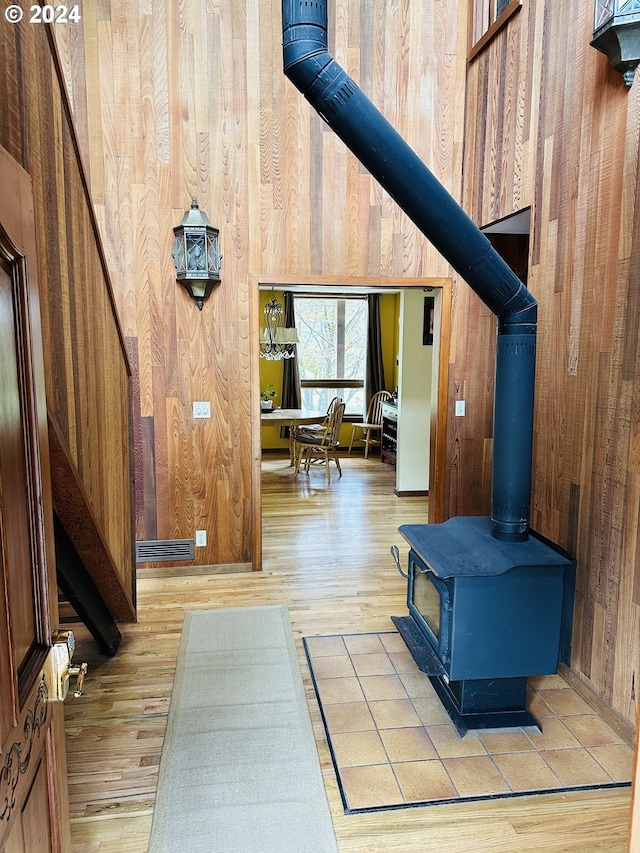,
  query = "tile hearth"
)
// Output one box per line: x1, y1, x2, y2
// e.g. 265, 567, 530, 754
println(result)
304, 632, 633, 814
